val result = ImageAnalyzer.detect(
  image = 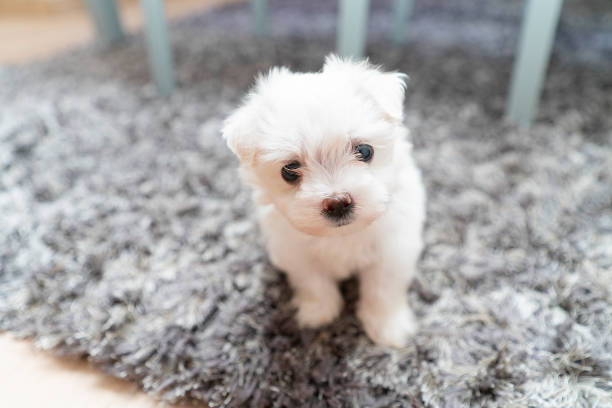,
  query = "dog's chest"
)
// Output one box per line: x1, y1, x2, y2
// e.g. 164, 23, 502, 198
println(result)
308, 232, 378, 279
